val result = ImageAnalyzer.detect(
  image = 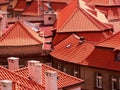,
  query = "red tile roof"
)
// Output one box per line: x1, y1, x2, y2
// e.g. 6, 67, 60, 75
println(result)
0, 21, 44, 46
51, 34, 95, 63
51, 34, 120, 71
14, 0, 27, 11
15, 63, 84, 89
96, 31, 120, 49
22, 1, 48, 16
56, 0, 112, 33
83, 0, 120, 5
0, 66, 45, 90
0, 0, 9, 5
43, 0, 72, 3
78, 31, 120, 71
80, 47, 120, 71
